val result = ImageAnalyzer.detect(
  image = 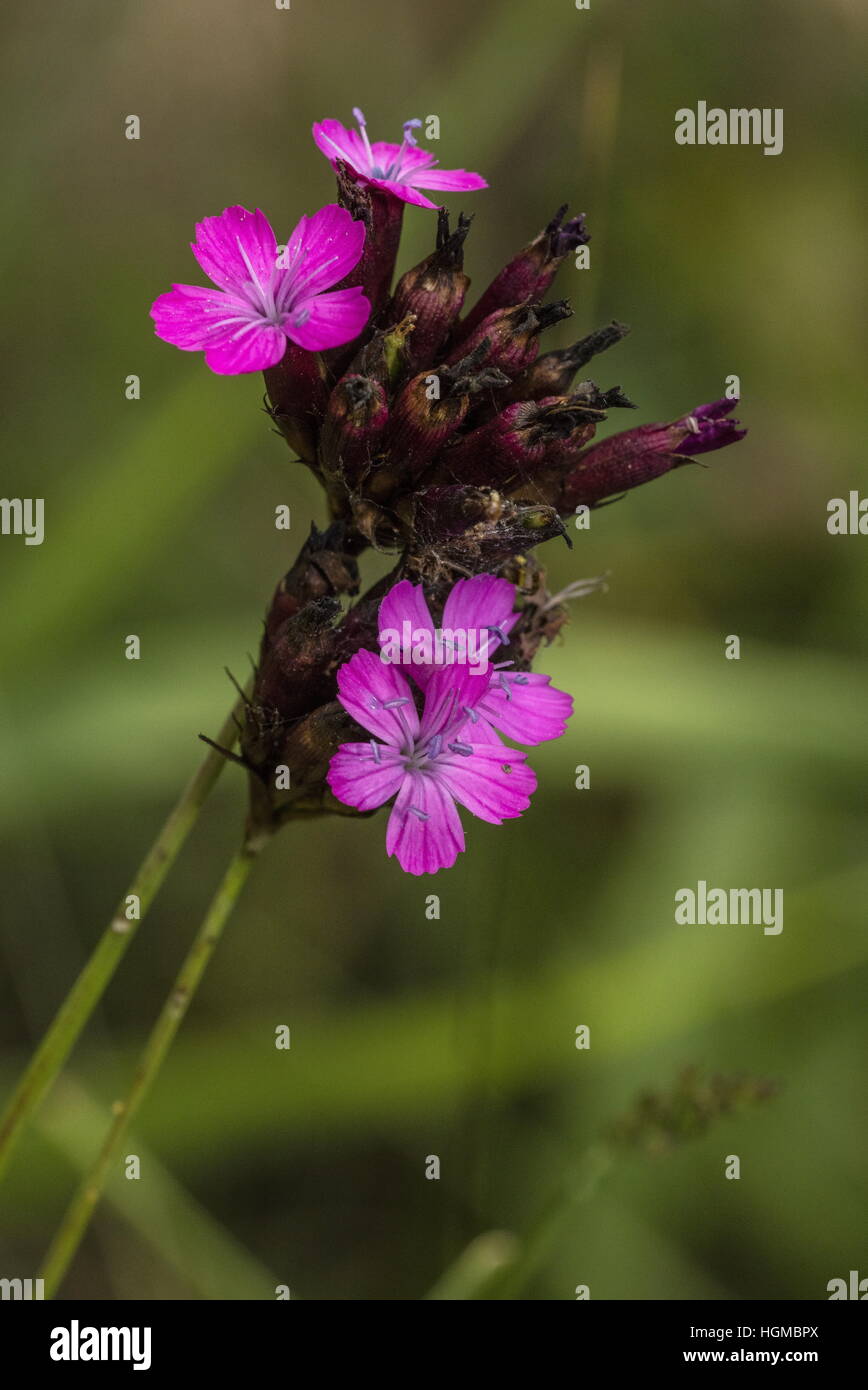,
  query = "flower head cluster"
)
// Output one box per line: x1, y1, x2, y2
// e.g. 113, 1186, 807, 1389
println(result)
149, 109, 747, 872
